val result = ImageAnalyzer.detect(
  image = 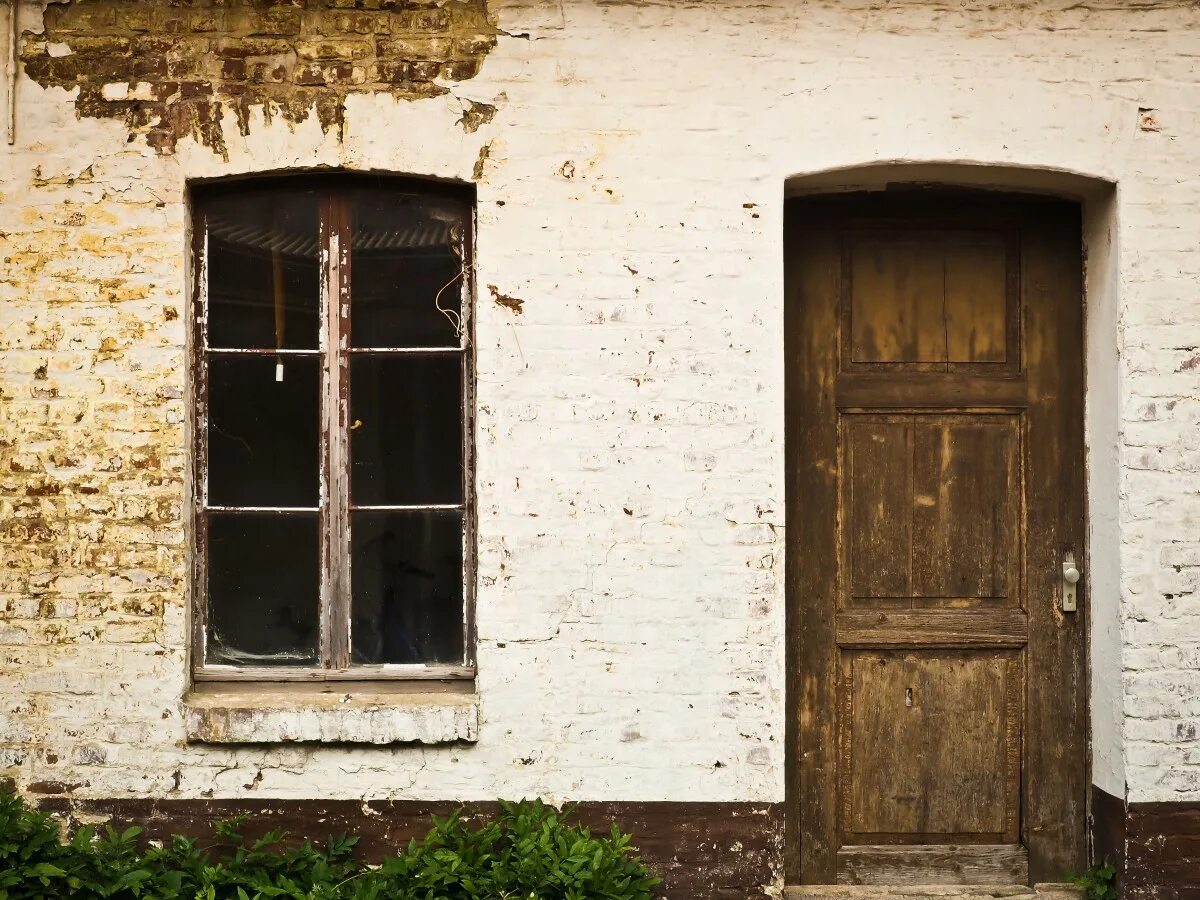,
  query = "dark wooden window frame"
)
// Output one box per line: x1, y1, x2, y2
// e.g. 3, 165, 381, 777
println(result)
189, 175, 476, 683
